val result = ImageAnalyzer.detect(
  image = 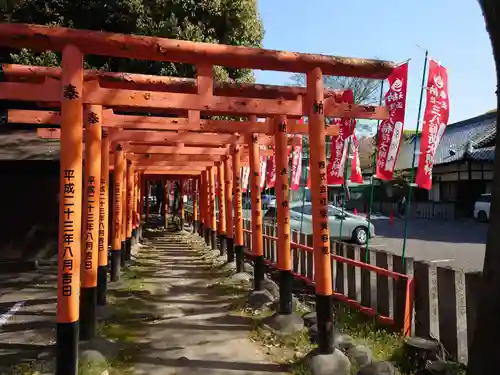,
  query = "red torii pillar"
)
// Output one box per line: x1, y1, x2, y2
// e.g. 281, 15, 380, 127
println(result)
179, 177, 185, 229
80, 104, 102, 341
97, 130, 110, 307
110, 144, 124, 281
208, 166, 217, 250
201, 170, 209, 244
224, 155, 234, 262
247, 129, 265, 291
232, 146, 245, 273
192, 177, 199, 234
307, 68, 334, 354
56, 45, 84, 375
216, 161, 227, 256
